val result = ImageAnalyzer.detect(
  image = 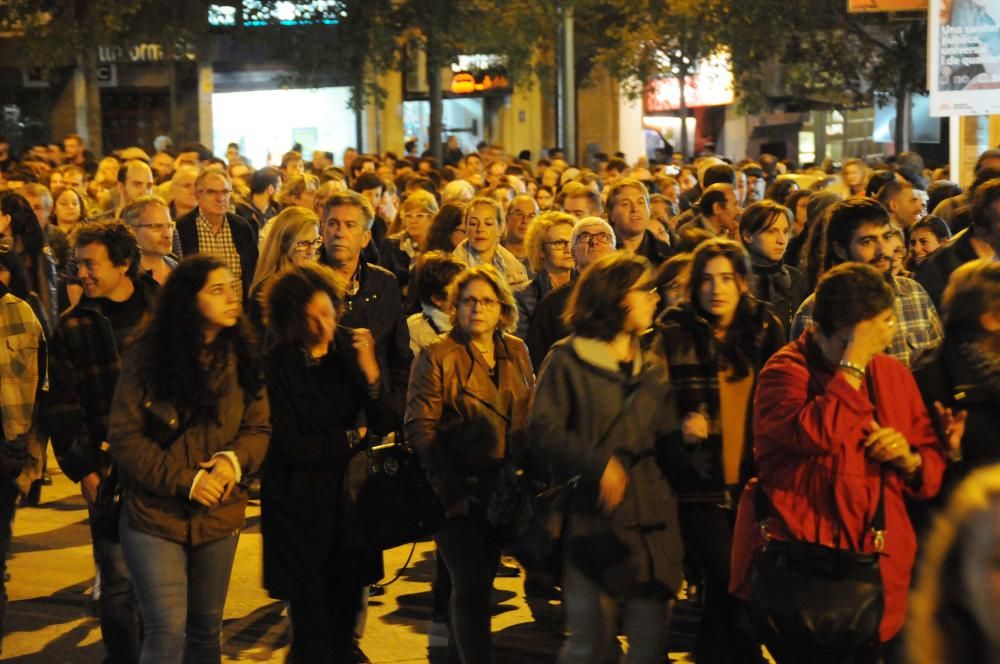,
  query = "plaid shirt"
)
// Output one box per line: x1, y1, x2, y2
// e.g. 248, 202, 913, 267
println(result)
790, 275, 943, 369
196, 213, 242, 282
47, 279, 158, 482
0, 290, 45, 443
